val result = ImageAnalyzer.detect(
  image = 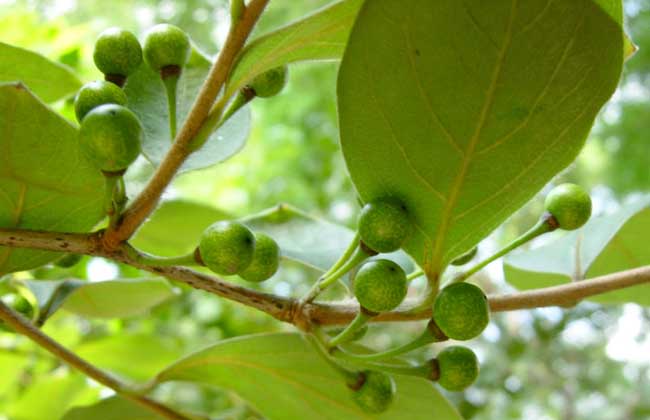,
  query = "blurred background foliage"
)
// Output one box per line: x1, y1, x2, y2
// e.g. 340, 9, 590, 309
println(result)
0, 0, 649, 419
